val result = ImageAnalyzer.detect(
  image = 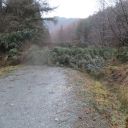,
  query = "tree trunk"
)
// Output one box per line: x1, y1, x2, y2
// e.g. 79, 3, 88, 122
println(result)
0, 0, 2, 12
